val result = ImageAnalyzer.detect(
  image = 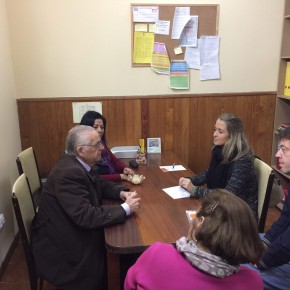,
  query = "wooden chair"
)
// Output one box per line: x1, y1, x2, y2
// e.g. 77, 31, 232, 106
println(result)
254, 158, 275, 232
11, 173, 43, 290
16, 147, 43, 210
